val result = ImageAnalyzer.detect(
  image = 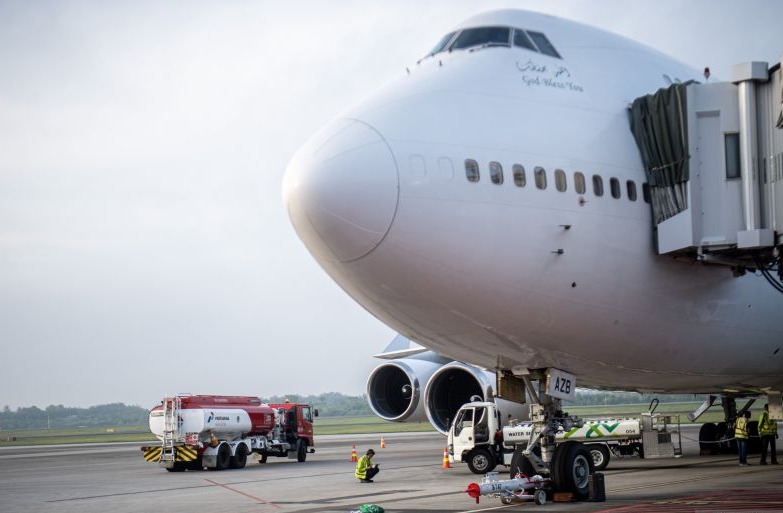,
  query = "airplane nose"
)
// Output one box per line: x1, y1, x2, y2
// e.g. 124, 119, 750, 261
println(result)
283, 118, 399, 263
